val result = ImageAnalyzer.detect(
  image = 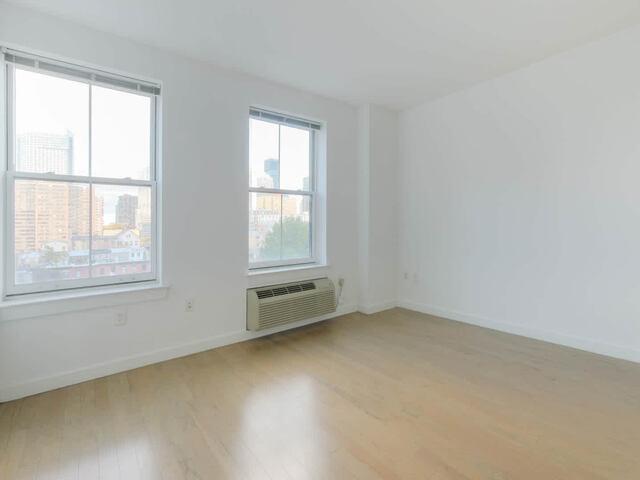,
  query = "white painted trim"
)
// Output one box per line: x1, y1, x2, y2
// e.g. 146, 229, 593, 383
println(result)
0, 303, 357, 402
358, 300, 396, 315
9, 171, 154, 187
247, 262, 328, 276
246, 263, 329, 288
249, 256, 317, 270
397, 300, 640, 364
0, 283, 169, 322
